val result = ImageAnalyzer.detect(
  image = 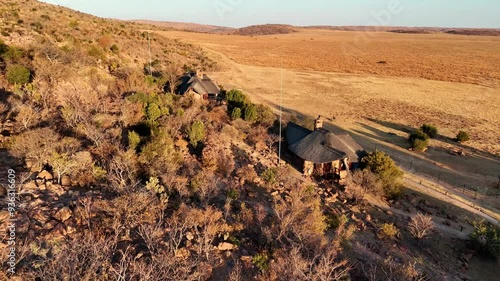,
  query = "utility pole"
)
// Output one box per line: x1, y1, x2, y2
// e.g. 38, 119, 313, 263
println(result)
278, 56, 283, 165
148, 32, 152, 76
